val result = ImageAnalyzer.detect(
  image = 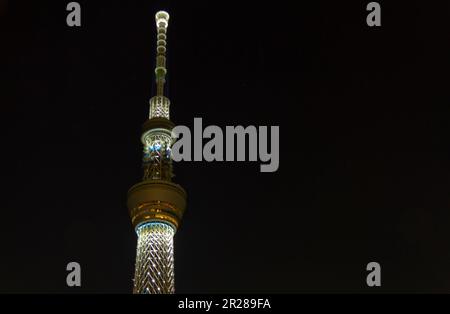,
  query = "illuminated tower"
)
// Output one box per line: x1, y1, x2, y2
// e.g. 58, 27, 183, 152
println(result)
127, 10, 187, 294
